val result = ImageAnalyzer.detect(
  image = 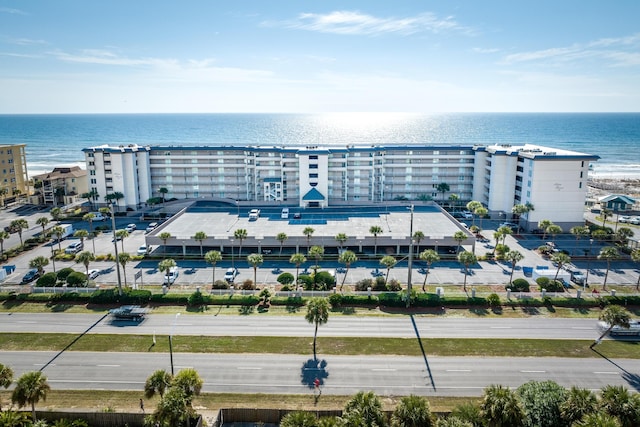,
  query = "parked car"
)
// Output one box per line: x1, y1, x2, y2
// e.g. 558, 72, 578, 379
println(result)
249, 209, 261, 220
499, 222, 519, 231
224, 267, 239, 282
65, 241, 84, 254
89, 212, 107, 221
145, 222, 158, 233
293, 212, 302, 219
125, 223, 137, 232
462, 211, 473, 219
87, 269, 100, 280
163, 266, 179, 285
21, 269, 41, 284
619, 215, 631, 223
137, 245, 150, 255
281, 208, 289, 219
629, 217, 640, 225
